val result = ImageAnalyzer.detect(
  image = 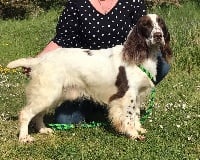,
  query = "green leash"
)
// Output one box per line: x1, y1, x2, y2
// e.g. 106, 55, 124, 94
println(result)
140, 88, 156, 124
138, 65, 156, 124
49, 65, 156, 130
49, 88, 155, 130
49, 121, 107, 130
